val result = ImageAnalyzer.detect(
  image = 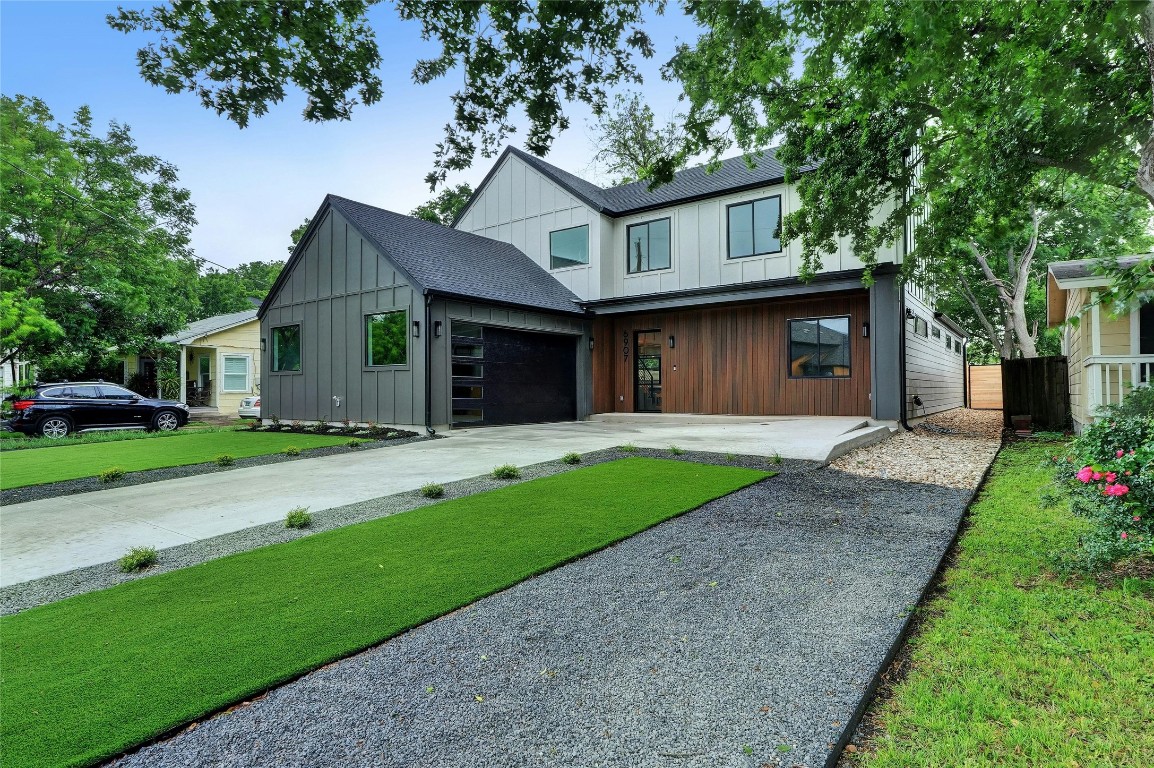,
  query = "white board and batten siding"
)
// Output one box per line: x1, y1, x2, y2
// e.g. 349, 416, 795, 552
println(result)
456, 153, 603, 301
904, 283, 966, 417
